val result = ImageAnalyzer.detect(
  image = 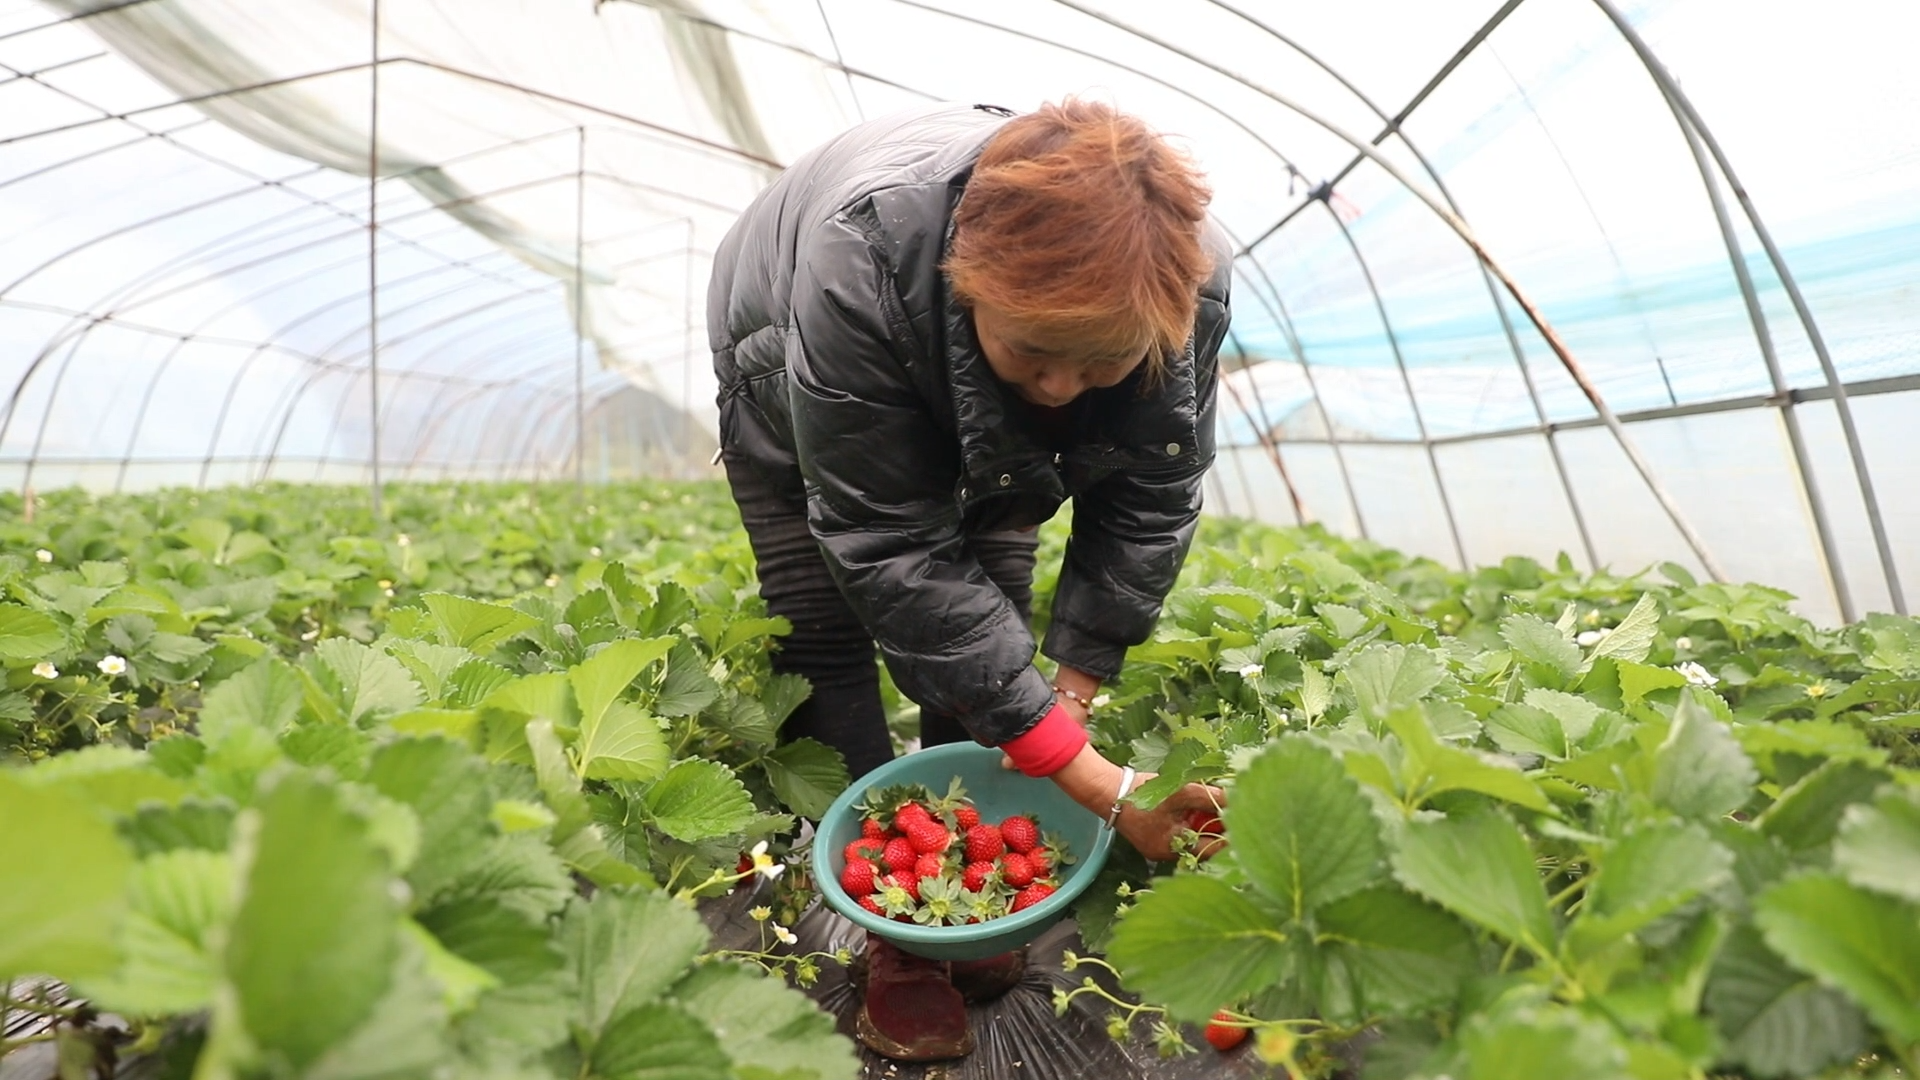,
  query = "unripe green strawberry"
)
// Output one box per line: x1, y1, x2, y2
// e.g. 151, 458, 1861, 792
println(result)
1000, 815, 1039, 854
